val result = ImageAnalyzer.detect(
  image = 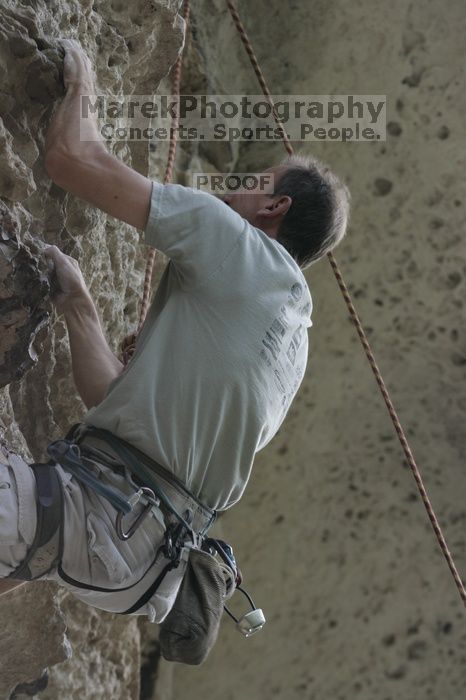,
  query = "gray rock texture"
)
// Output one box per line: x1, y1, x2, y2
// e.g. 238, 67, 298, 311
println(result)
0, 0, 183, 697
1, 0, 465, 698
